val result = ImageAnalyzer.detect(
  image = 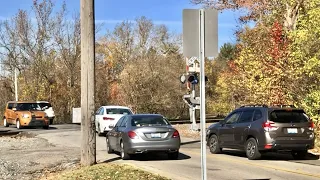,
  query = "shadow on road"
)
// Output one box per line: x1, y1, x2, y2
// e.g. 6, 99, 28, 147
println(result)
181, 140, 200, 146
220, 149, 319, 162
131, 151, 191, 161
22, 126, 58, 130
101, 157, 122, 163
